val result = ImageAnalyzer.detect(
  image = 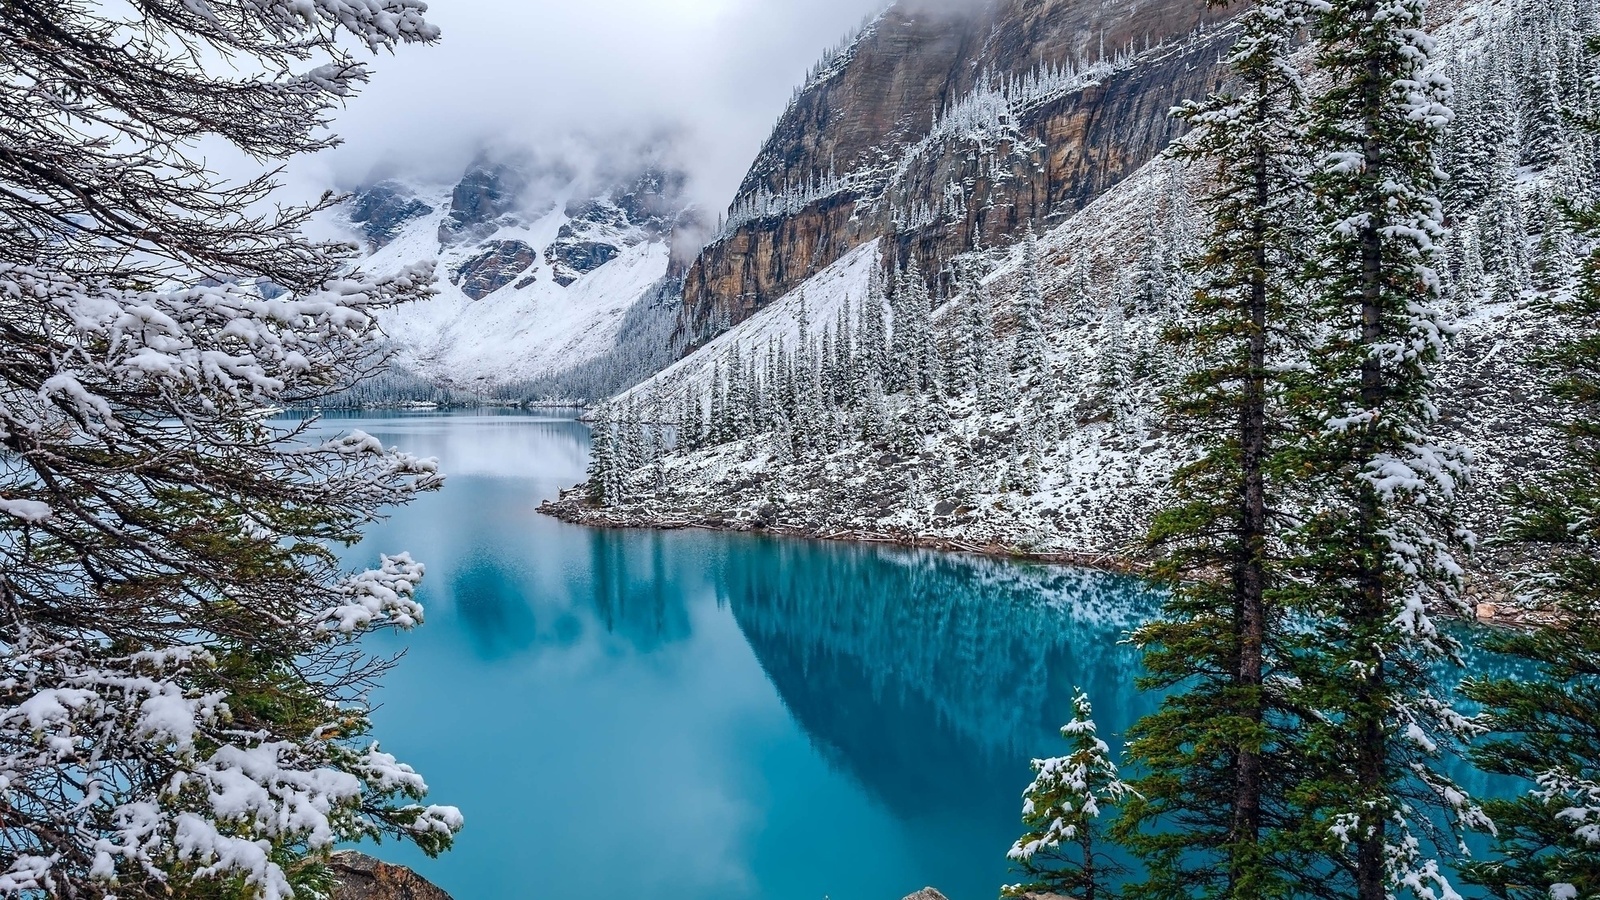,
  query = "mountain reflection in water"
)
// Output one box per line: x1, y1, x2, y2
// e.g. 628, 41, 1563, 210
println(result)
313, 411, 1515, 900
